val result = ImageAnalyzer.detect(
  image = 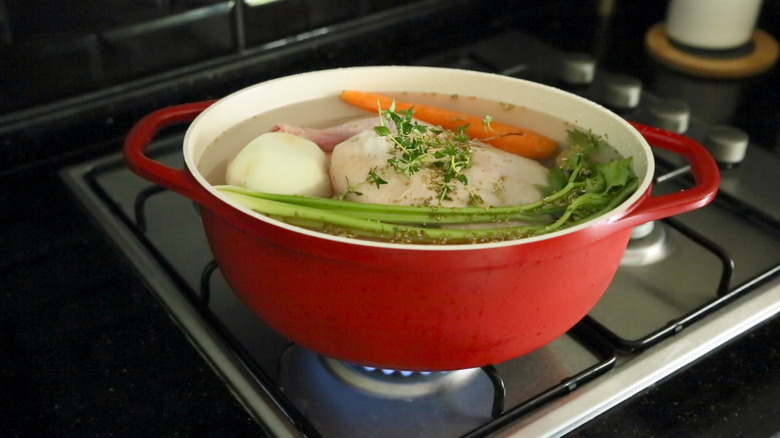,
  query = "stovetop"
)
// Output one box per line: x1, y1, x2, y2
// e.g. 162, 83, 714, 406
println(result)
60, 22, 780, 436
